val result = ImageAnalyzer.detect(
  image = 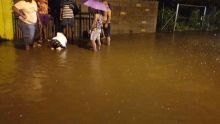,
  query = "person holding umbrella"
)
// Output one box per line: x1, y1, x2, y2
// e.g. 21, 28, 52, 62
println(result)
83, 0, 108, 51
